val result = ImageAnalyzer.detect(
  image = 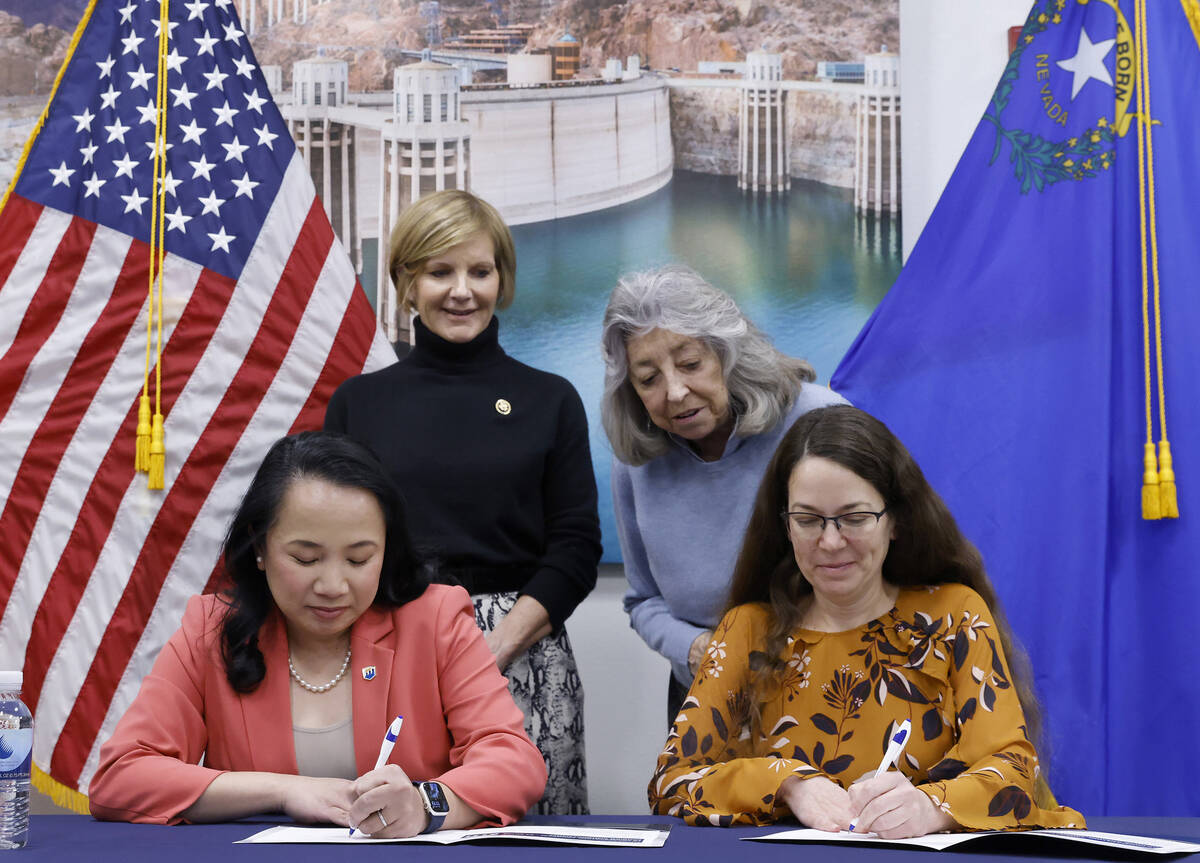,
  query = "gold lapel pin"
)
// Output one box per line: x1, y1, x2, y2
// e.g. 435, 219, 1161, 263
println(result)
495, 398, 512, 416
